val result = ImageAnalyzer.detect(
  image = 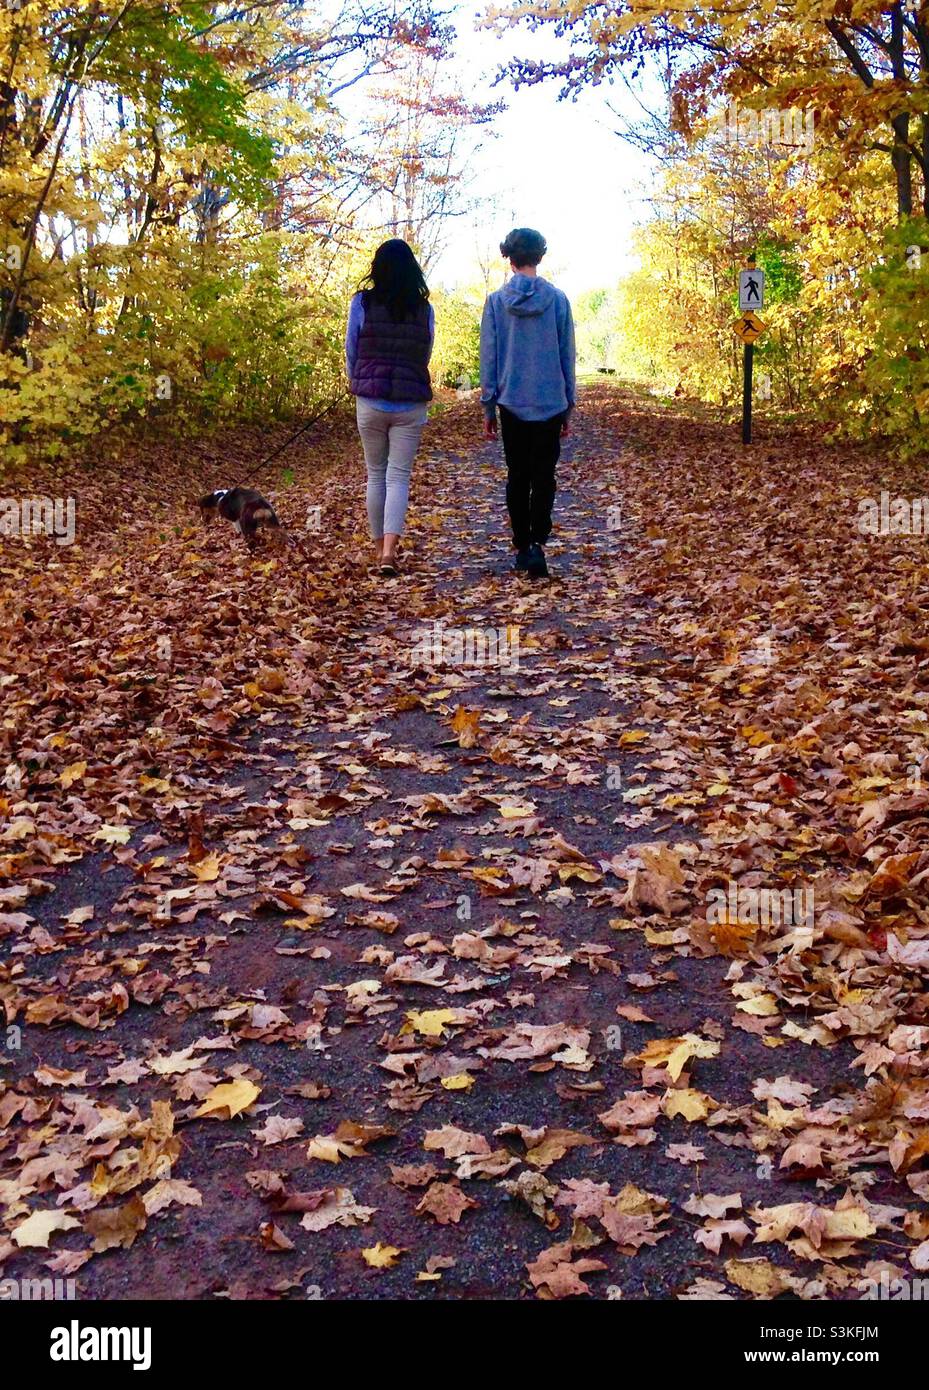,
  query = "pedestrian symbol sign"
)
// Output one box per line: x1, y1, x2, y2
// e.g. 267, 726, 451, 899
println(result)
739, 268, 765, 310
733, 311, 766, 344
